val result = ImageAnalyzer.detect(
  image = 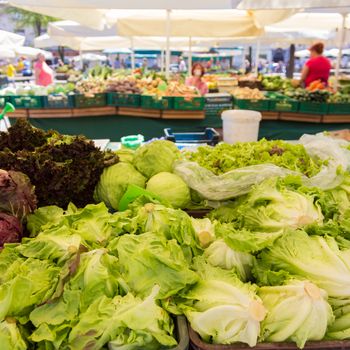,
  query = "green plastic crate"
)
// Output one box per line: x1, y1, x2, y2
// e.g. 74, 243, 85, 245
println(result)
73, 93, 106, 108
299, 101, 328, 114
327, 102, 350, 115
9, 95, 44, 109
115, 93, 141, 107
270, 99, 299, 112
234, 98, 270, 111
141, 95, 173, 110
106, 92, 116, 106
44, 95, 74, 109
173, 96, 205, 111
